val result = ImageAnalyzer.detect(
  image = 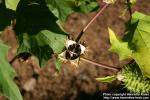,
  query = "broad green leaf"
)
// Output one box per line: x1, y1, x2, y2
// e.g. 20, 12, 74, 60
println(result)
0, 0, 2, 3
108, 28, 132, 60
96, 75, 117, 83
17, 30, 66, 67
5, 0, 20, 11
0, 41, 23, 100
15, 3, 68, 68
129, 12, 150, 78
36, 30, 66, 53
15, 1, 61, 35
46, 0, 99, 23
109, 12, 150, 78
